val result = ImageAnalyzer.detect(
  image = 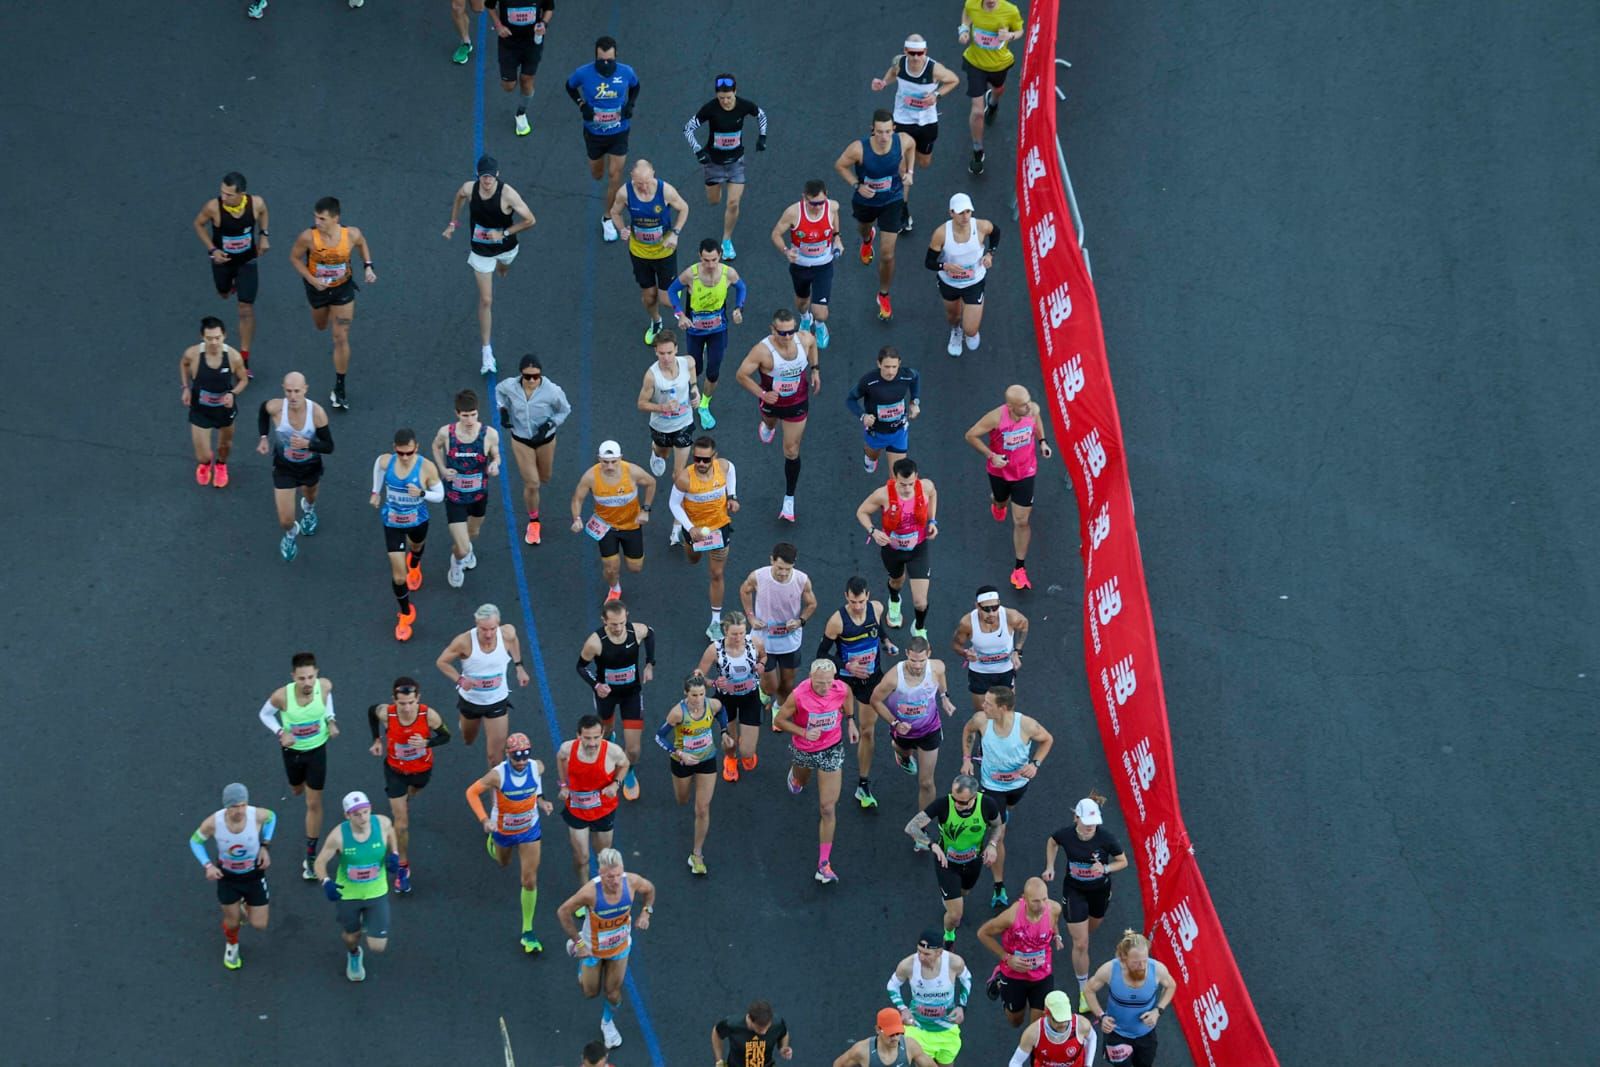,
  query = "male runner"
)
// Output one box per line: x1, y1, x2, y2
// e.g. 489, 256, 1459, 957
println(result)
846, 345, 920, 474
366, 678, 450, 894
927, 192, 998, 356
856, 458, 939, 637
1043, 792, 1129, 1006
467, 732, 556, 952
817, 576, 898, 810
431, 390, 501, 589
444, 156, 537, 373
871, 35, 960, 226
1081, 930, 1176, 1067
570, 441, 656, 601
653, 673, 732, 875
370, 428, 445, 642
496, 354, 572, 545
1007, 991, 1098, 1067
556, 715, 630, 883
192, 172, 269, 370
576, 599, 655, 799
834, 111, 917, 320
733, 309, 819, 521
740, 542, 816, 712
770, 179, 844, 350
557, 848, 655, 1050
774, 660, 857, 884
958, 0, 1025, 174
255, 652, 336, 881
682, 73, 768, 260
567, 37, 640, 240
668, 436, 740, 640
887, 930, 975, 1064
180, 317, 249, 487
964, 385, 1054, 589
951, 586, 1029, 710
188, 782, 274, 971
904, 773, 1002, 943
959, 687, 1053, 907
694, 611, 768, 782
833, 1010, 936, 1067
436, 605, 531, 768
485, 0, 554, 134
288, 197, 375, 410
256, 372, 333, 561
635, 329, 699, 489
869, 637, 959, 811
977, 877, 1065, 1027
313, 791, 399, 983
666, 239, 746, 428
448, 0, 487, 63
712, 1001, 793, 1065
608, 159, 688, 344
579, 1042, 611, 1067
